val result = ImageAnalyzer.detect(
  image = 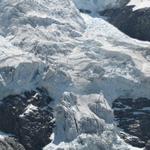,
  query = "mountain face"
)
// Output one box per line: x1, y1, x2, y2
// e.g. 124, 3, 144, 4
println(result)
100, 3, 150, 41
0, 0, 150, 150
